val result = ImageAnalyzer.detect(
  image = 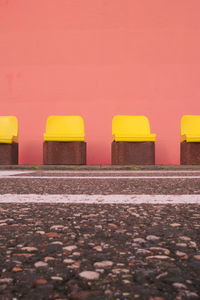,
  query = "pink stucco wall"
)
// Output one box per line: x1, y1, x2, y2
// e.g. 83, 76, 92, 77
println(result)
1, 0, 200, 165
